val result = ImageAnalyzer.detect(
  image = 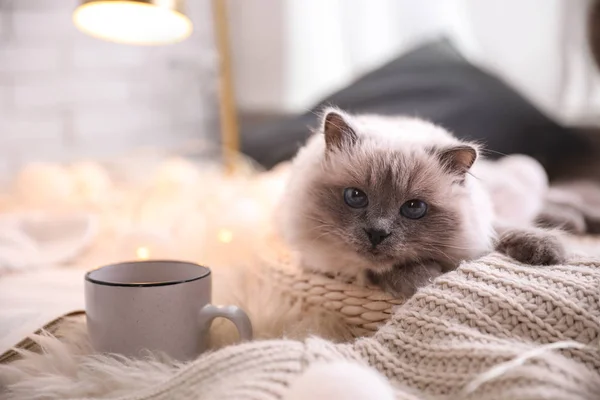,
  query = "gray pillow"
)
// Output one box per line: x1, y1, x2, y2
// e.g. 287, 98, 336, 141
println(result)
240, 39, 591, 180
